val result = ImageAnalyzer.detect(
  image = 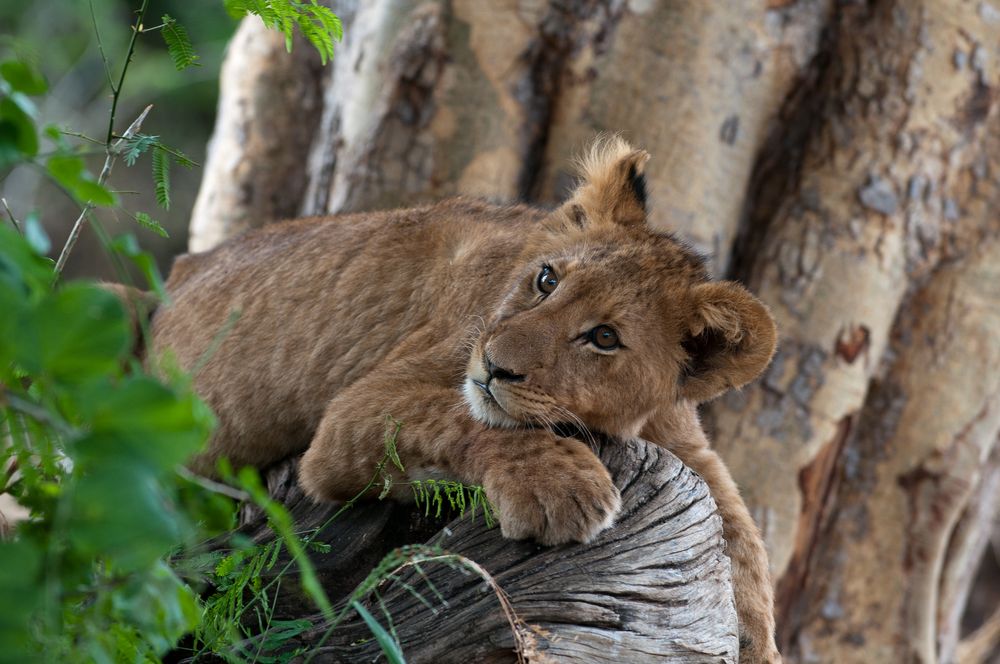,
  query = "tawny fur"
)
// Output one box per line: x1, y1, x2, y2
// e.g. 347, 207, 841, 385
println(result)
150, 138, 780, 662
